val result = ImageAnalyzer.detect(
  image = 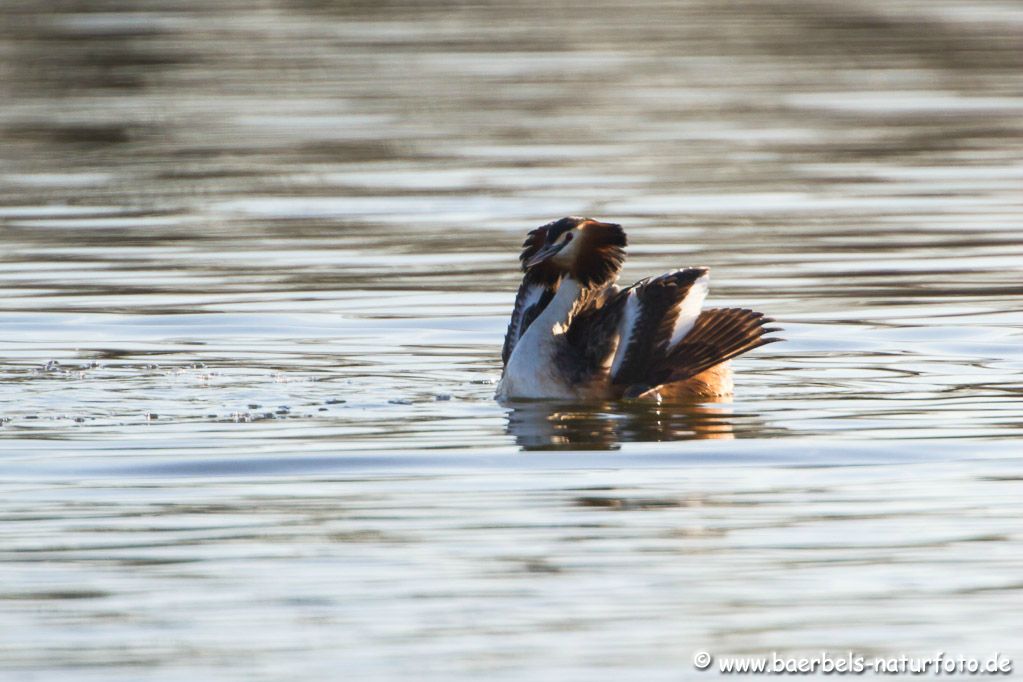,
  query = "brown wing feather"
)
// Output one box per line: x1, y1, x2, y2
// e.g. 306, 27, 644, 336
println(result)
621, 308, 781, 399
562, 286, 629, 382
